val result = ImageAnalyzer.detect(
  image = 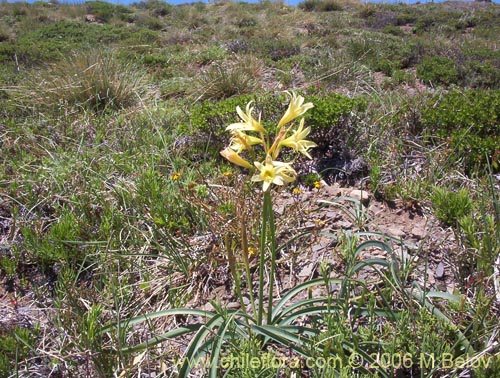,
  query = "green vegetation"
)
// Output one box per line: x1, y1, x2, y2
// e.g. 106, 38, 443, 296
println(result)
0, 0, 499, 377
